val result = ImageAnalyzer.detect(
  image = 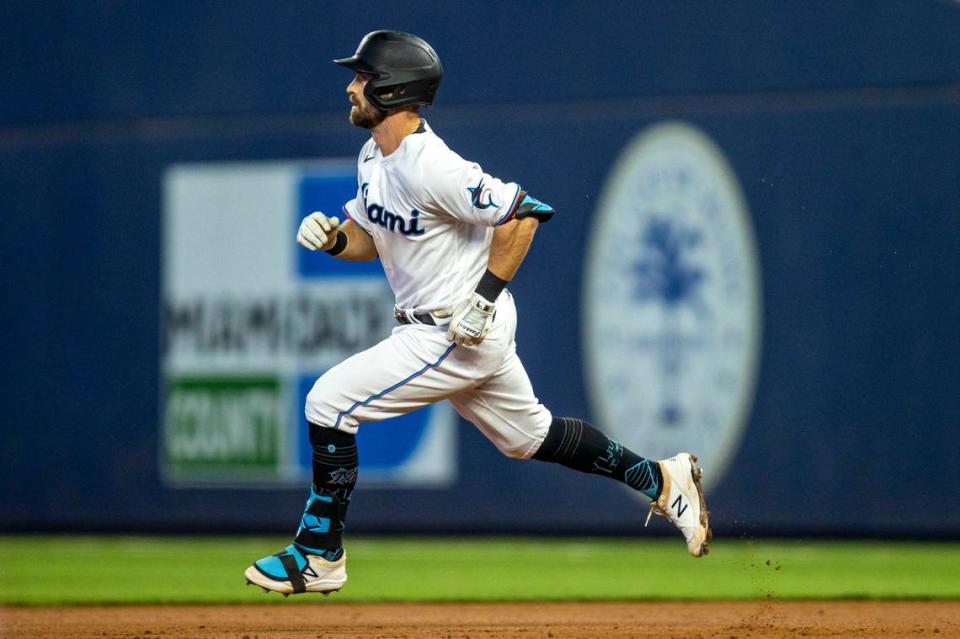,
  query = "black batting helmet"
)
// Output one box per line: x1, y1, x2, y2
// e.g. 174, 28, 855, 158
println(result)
334, 30, 443, 110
